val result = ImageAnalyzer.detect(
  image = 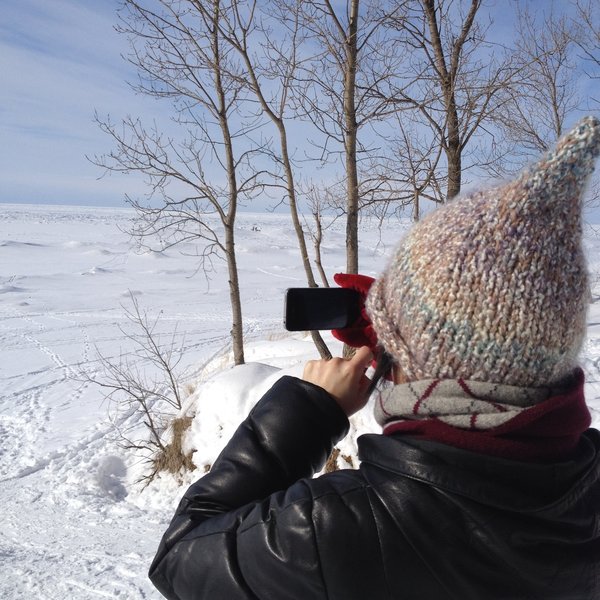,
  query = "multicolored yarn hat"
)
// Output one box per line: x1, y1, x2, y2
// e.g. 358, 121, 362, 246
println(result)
366, 116, 600, 387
